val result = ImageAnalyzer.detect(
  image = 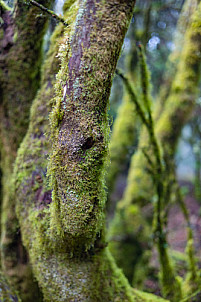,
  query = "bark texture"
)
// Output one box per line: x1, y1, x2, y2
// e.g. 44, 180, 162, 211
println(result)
14, 0, 166, 301
0, 0, 52, 299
